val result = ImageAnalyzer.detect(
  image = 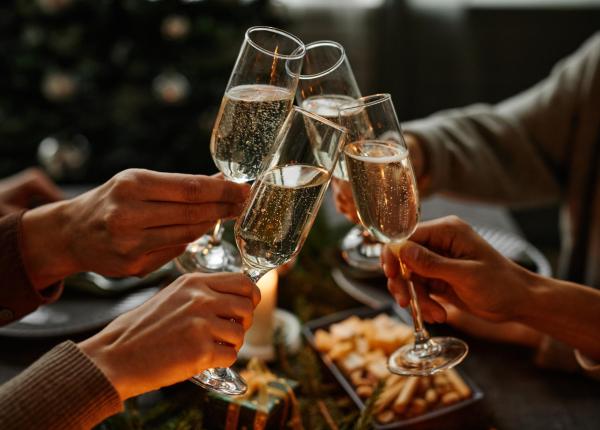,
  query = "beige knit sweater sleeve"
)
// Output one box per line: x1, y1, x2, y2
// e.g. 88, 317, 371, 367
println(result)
402, 33, 600, 379
403, 32, 600, 207
0, 341, 123, 430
